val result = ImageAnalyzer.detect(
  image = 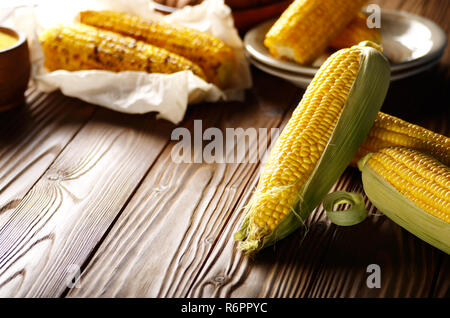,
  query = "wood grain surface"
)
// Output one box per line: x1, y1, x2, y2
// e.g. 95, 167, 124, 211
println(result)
0, 90, 94, 228
0, 109, 173, 297
68, 73, 300, 297
0, 0, 448, 298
